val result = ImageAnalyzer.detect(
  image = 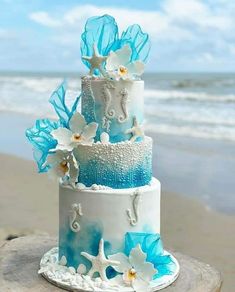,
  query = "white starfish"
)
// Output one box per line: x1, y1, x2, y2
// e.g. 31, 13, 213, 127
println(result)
82, 44, 108, 77
126, 116, 144, 142
81, 238, 120, 281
